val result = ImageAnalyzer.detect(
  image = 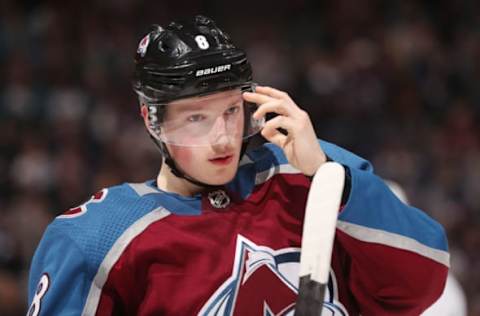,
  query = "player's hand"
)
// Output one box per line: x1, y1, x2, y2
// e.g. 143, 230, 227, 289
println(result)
243, 86, 327, 176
